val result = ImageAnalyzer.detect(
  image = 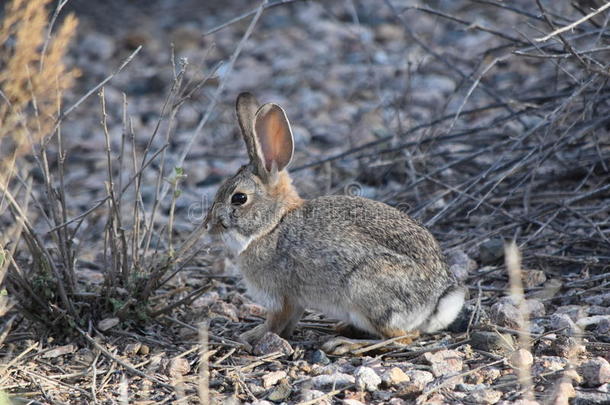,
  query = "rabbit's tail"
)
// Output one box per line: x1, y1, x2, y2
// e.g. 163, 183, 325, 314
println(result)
421, 284, 466, 333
